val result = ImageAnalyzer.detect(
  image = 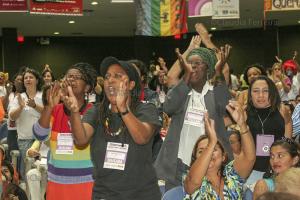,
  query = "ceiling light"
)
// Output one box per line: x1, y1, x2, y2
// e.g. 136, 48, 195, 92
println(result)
91, 1, 98, 5
298, 20, 300, 24
69, 20, 75, 24
53, 32, 60, 35
111, 0, 134, 3
211, 27, 217, 30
